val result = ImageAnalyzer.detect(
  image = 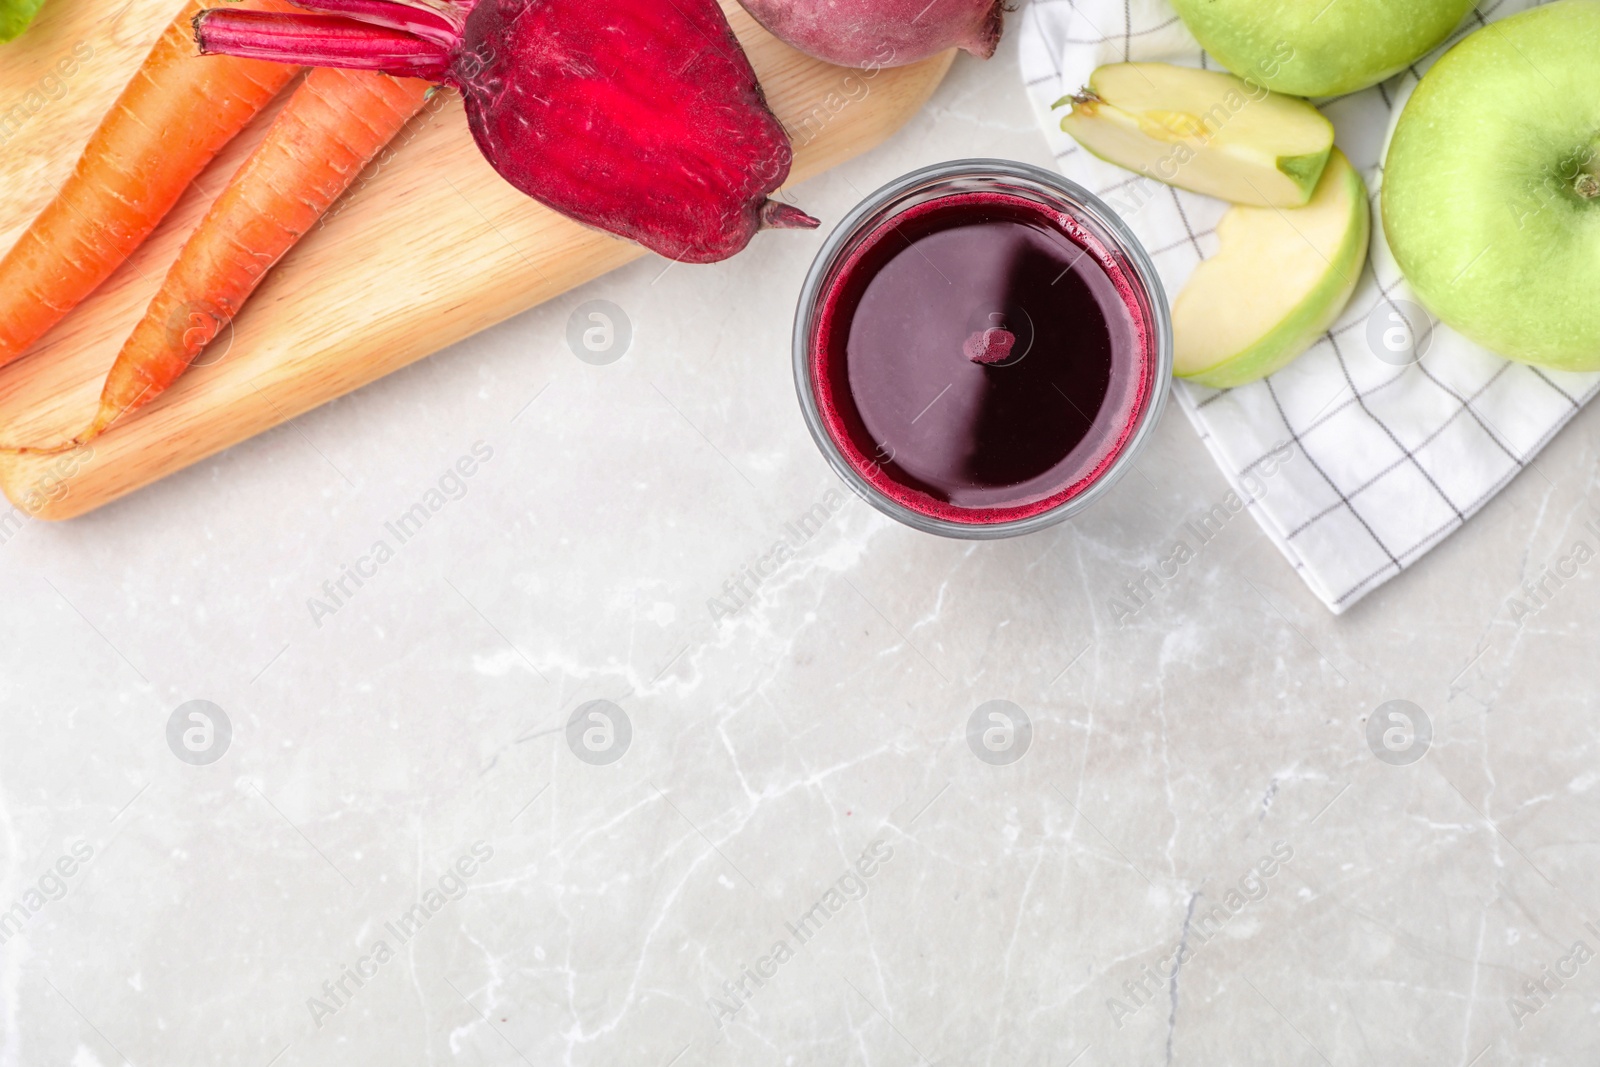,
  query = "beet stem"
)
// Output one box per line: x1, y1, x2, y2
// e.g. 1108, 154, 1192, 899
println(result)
760, 200, 820, 230
194, 10, 453, 79
287, 0, 469, 46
